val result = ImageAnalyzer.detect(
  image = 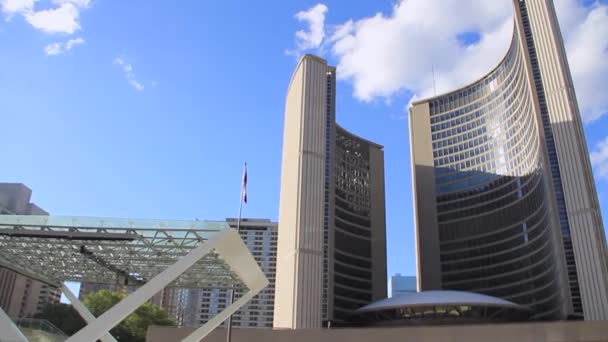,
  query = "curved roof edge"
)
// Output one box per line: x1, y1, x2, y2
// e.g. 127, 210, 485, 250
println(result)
301, 53, 328, 65
411, 21, 516, 106
286, 54, 331, 95
357, 290, 530, 313
336, 123, 384, 150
